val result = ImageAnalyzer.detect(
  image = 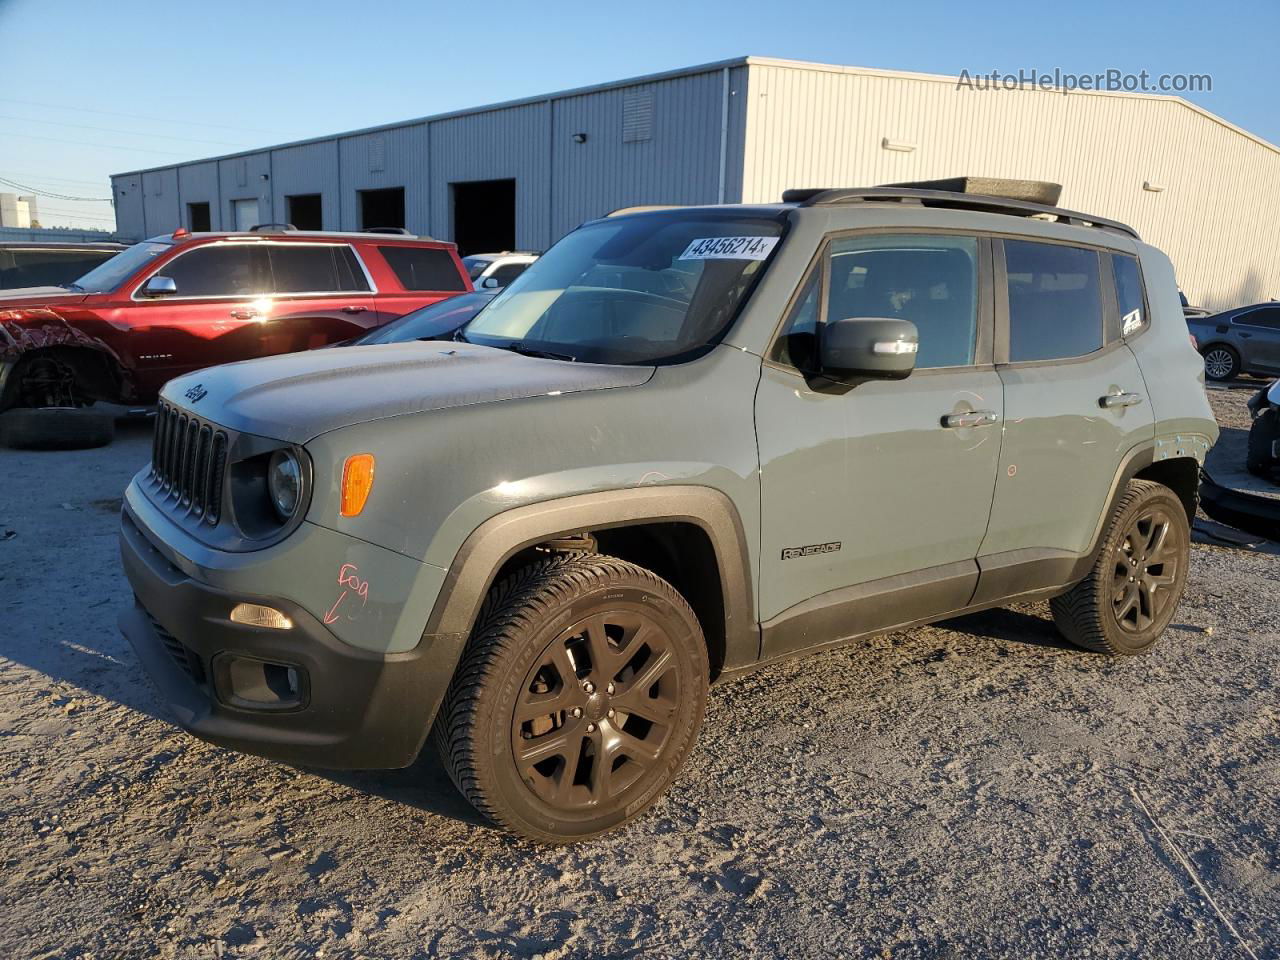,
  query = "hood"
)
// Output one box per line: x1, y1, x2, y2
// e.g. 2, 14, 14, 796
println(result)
162, 341, 655, 443
0, 286, 89, 303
